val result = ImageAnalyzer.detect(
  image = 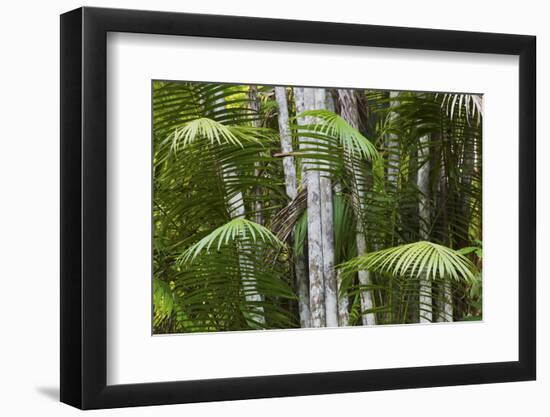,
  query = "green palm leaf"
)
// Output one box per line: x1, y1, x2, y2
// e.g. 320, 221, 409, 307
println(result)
339, 241, 478, 283
297, 109, 380, 161
168, 117, 276, 150
179, 218, 283, 263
